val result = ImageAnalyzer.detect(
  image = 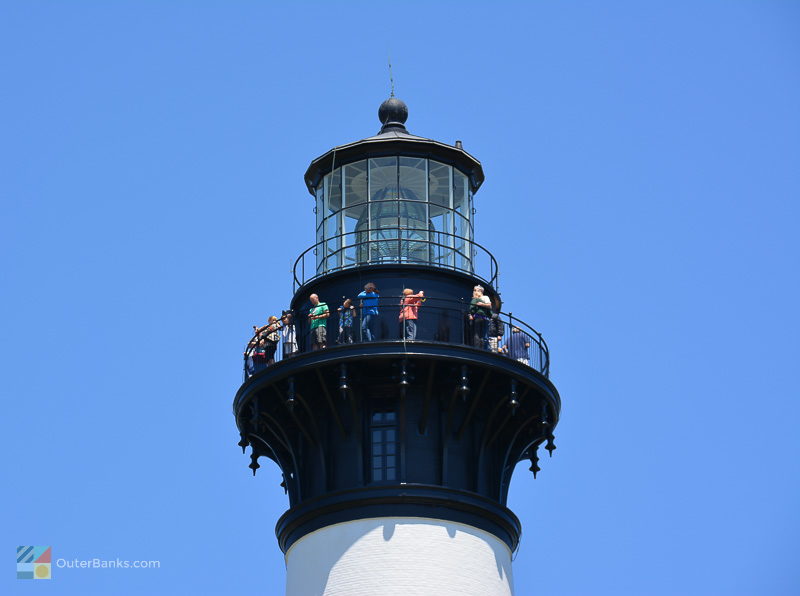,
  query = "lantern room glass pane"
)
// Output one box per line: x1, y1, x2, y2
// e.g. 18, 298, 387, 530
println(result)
324, 169, 342, 271
453, 171, 472, 272
315, 184, 324, 273
366, 200, 399, 263
345, 160, 368, 215
364, 158, 399, 263
325, 167, 342, 214
428, 161, 451, 212
369, 157, 398, 202
343, 160, 367, 267
398, 157, 427, 201
399, 157, 430, 264
316, 183, 324, 235
428, 161, 454, 268
453, 170, 468, 227
468, 188, 474, 235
